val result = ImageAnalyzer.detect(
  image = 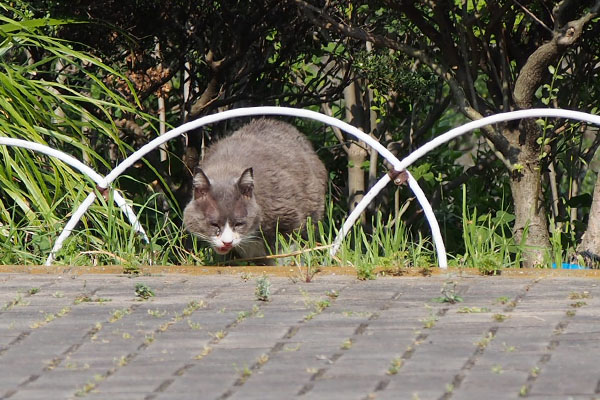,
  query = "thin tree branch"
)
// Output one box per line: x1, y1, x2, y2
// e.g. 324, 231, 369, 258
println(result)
321, 102, 350, 154
512, 0, 553, 34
